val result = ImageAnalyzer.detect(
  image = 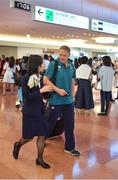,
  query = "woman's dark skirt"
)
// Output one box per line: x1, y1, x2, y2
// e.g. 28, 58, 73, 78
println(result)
75, 79, 94, 110
22, 114, 48, 139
